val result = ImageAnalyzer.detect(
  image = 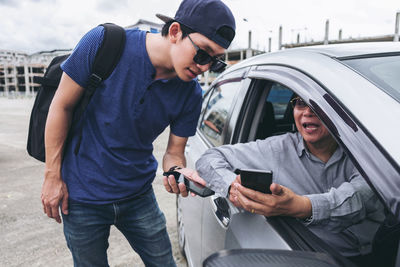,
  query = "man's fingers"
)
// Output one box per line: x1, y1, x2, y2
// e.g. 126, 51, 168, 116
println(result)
191, 172, 206, 186
235, 189, 250, 208
178, 183, 188, 197
235, 188, 269, 215
235, 183, 266, 204
44, 199, 61, 223
236, 174, 241, 184
168, 175, 180, 193
162, 176, 173, 192
177, 168, 206, 186
44, 202, 54, 219
61, 194, 69, 215
51, 206, 61, 224
41, 197, 46, 214
270, 183, 284, 195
